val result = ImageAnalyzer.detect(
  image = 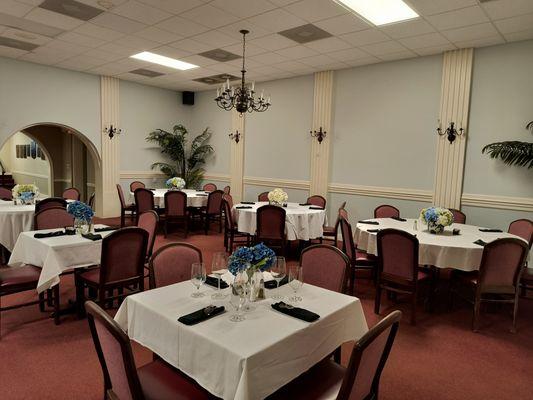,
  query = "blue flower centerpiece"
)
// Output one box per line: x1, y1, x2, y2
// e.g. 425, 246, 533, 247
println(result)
12, 184, 39, 205
228, 243, 276, 278
67, 201, 94, 234
420, 207, 453, 234
166, 177, 186, 190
